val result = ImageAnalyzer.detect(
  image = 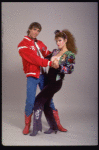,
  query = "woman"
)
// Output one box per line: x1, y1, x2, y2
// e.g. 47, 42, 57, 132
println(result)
30, 29, 77, 136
